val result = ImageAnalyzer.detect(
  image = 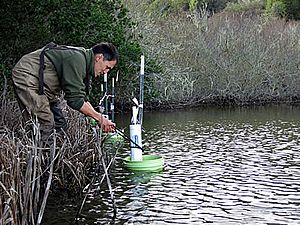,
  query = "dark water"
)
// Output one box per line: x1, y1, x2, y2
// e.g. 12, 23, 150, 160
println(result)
44, 105, 300, 225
